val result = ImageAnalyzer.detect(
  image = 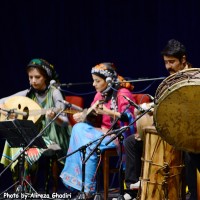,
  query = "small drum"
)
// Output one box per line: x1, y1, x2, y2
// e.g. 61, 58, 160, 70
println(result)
136, 103, 154, 139
140, 126, 184, 200
154, 68, 200, 153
